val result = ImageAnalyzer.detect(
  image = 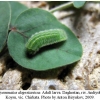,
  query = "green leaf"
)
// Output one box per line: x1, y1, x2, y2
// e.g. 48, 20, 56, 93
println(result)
73, 1, 86, 8
7, 8, 83, 71
0, 2, 10, 52
9, 1, 28, 26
